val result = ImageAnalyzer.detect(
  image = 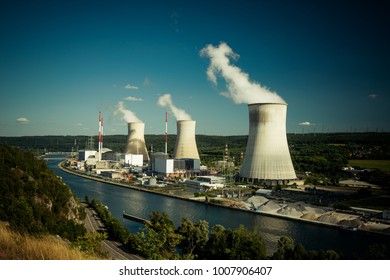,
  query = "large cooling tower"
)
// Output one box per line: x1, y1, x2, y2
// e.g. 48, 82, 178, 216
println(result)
125, 122, 150, 162
240, 103, 296, 185
173, 120, 200, 160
